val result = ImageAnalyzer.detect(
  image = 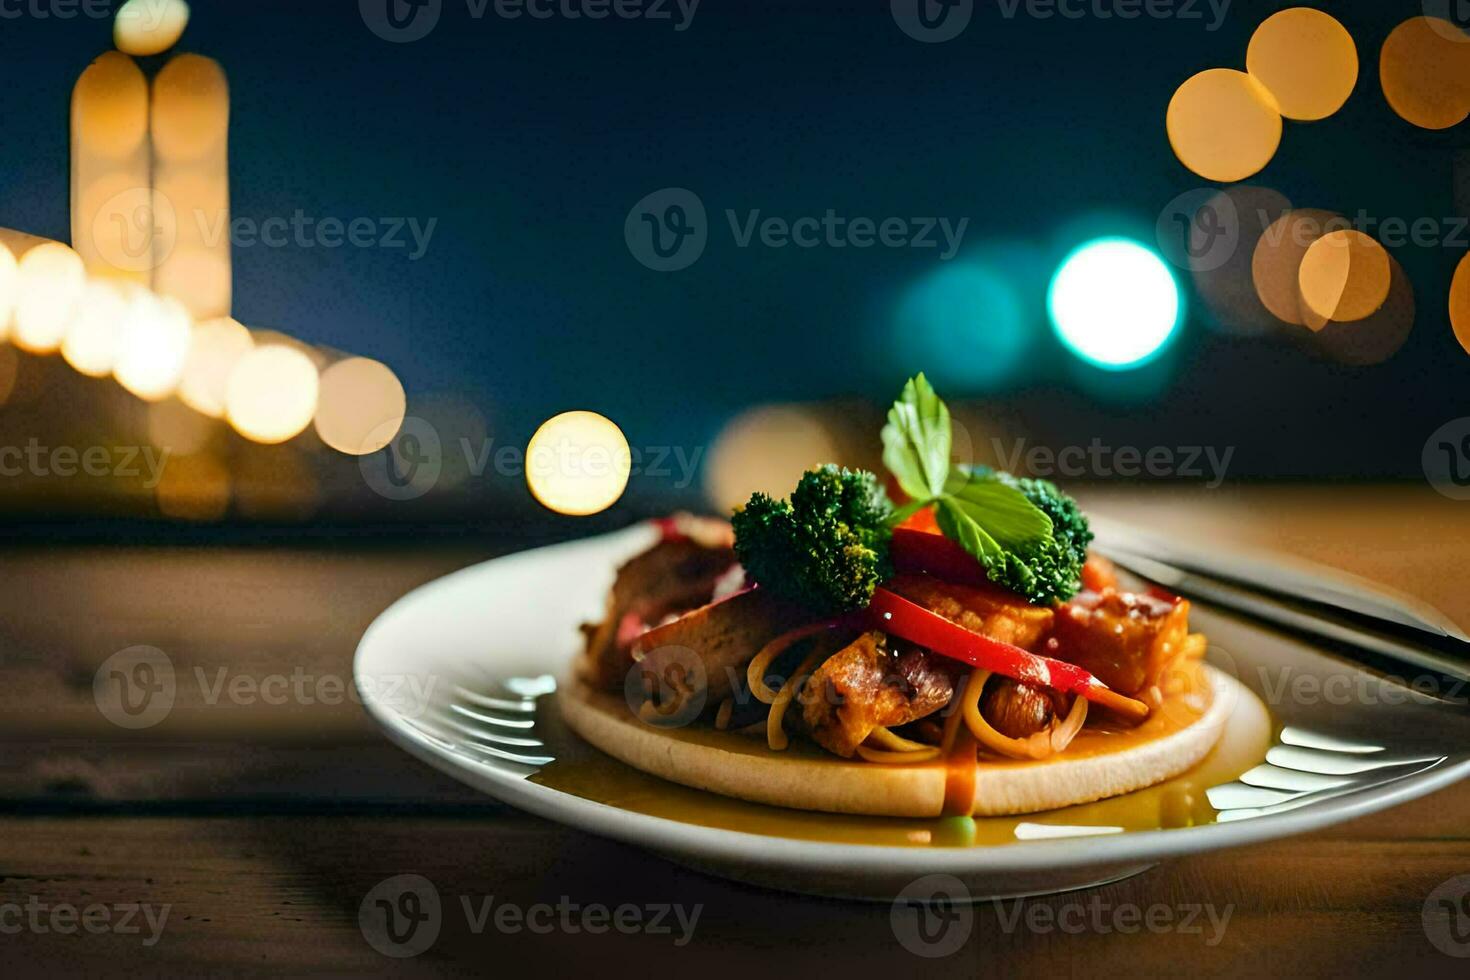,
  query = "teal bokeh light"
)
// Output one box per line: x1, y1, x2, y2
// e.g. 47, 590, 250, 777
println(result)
1047, 237, 1182, 371
895, 261, 1030, 391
